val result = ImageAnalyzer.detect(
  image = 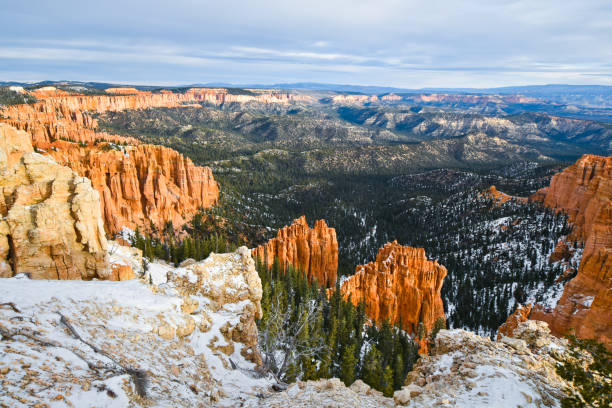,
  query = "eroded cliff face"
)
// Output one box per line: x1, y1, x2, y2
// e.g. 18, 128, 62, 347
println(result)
338, 241, 447, 336
0, 89, 222, 235
0, 124, 109, 280
527, 154, 612, 346
252, 216, 338, 287
48, 141, 219, 235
